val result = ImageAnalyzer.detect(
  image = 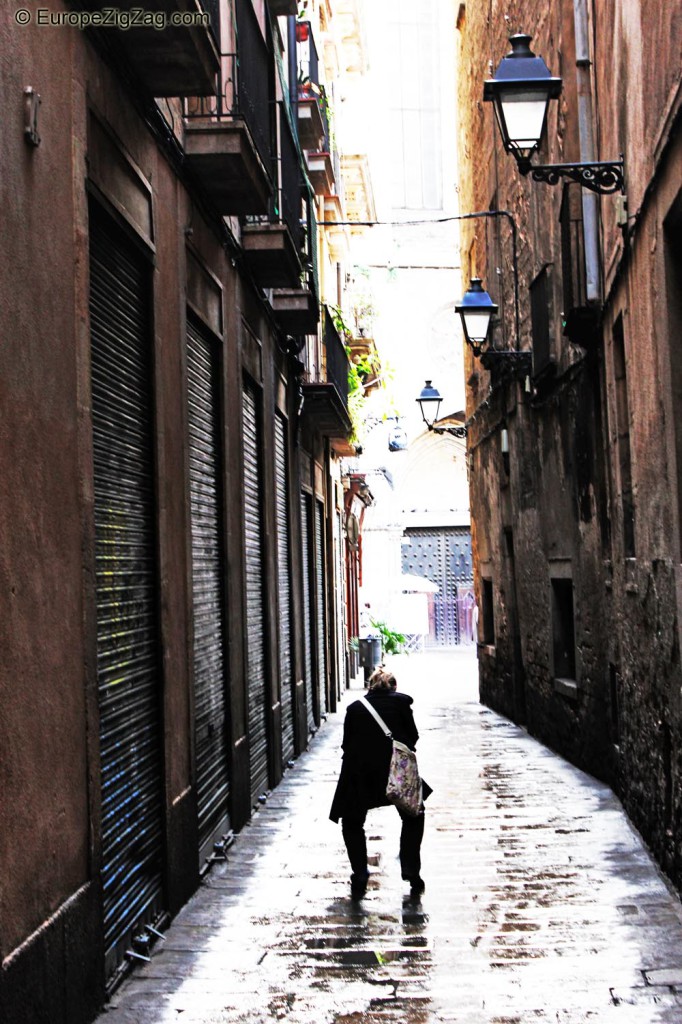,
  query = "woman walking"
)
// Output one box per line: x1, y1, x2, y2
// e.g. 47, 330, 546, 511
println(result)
329, 666, 429, 899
